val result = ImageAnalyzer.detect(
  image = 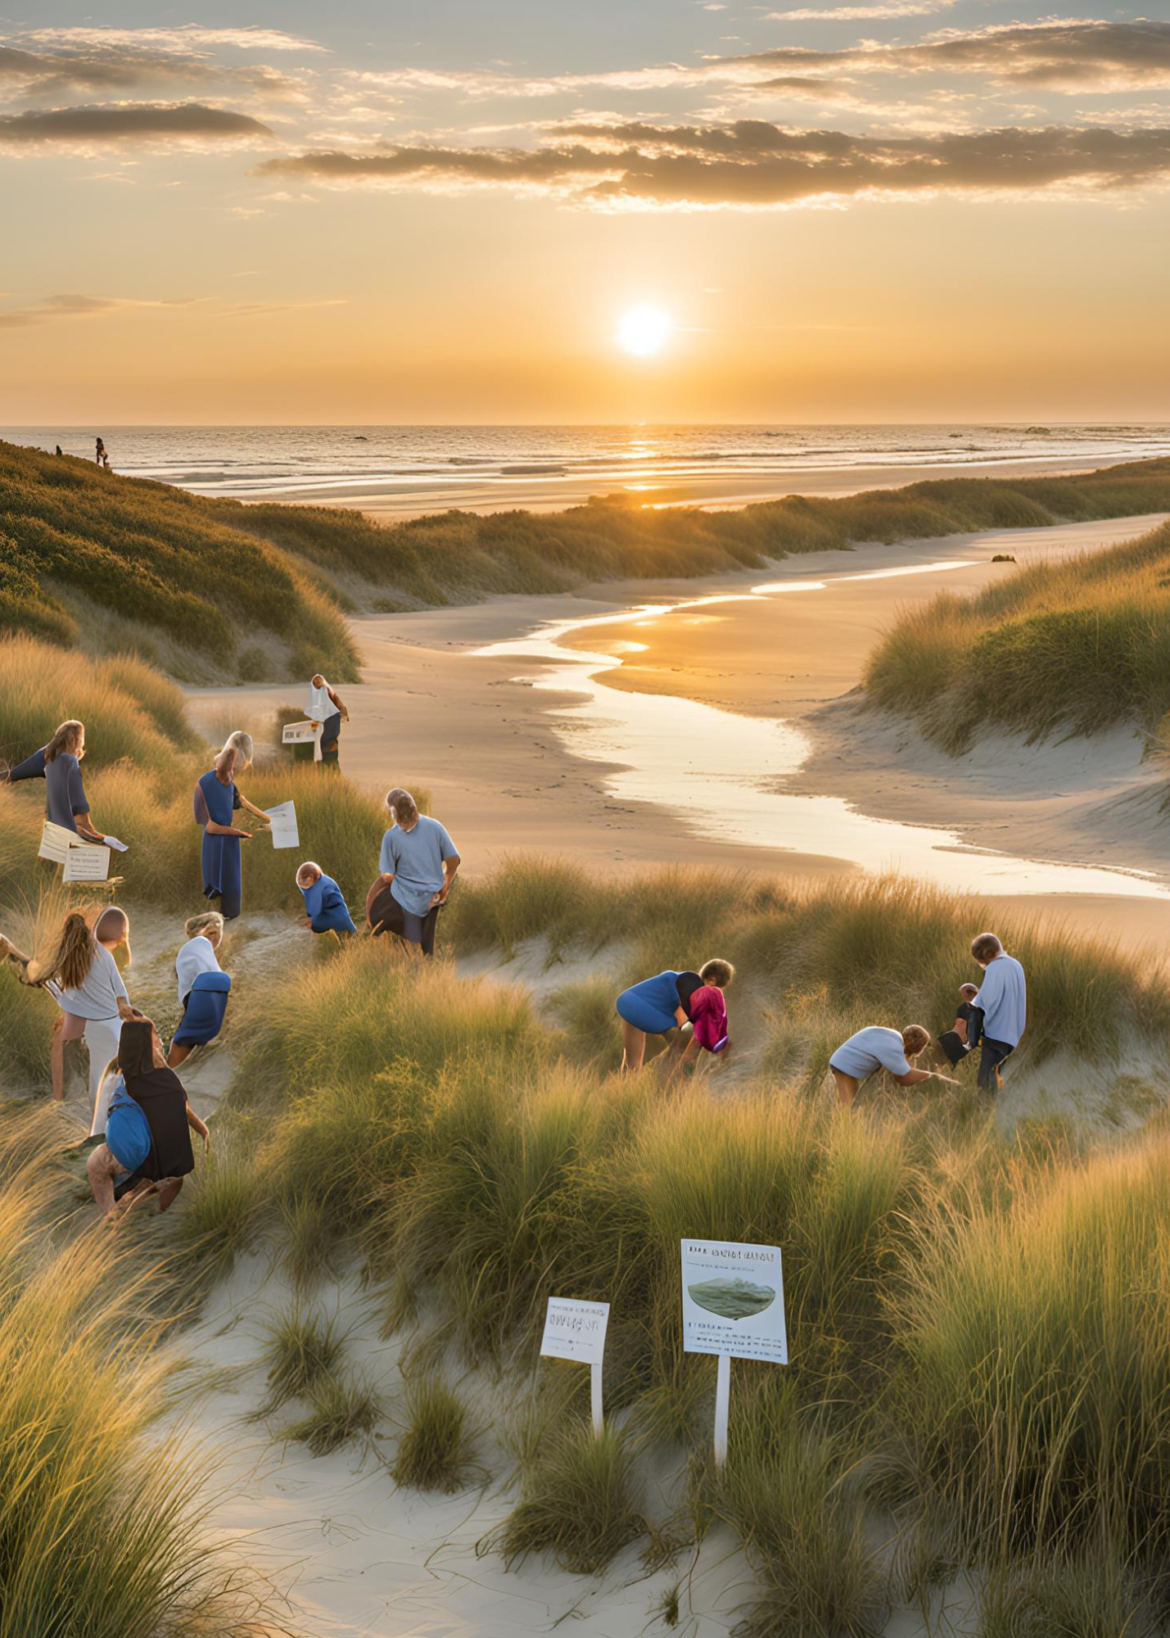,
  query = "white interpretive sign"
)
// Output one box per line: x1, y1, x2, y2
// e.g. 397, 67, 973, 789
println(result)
540, 1297, 610, 1366
62, 844, 112, 883
38, 820, 77, 864
264, 801, 300, 850
540, 1297, 610, 1436
282, 720, 323, 762
681, 1238, 788, 1468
